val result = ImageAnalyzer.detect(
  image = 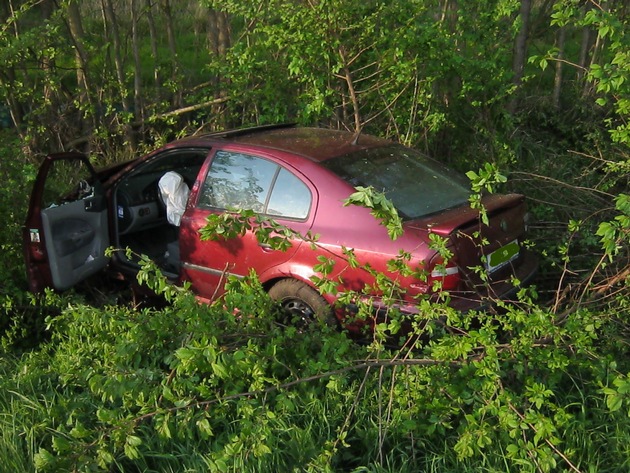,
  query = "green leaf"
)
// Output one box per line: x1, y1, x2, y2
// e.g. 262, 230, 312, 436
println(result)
539, 57, 548, 71
51, 435, 70, 454
34, 449, 55, 470
157, 415, 172, 439
197, 418, 214, 438
212, 361, 228, 378
176, 347, 195, 361
70, 421, 90, 439
126, 435, 142, 447
124, 443, 140, 460
97, 408, 116, 423
605, 391, 624, 412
